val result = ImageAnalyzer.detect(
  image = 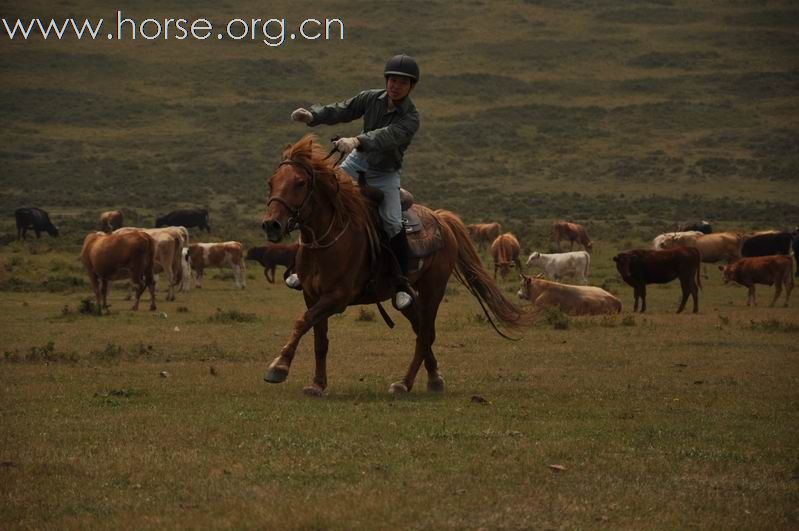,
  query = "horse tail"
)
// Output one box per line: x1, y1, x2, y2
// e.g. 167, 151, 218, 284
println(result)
435, 210, 534, 336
